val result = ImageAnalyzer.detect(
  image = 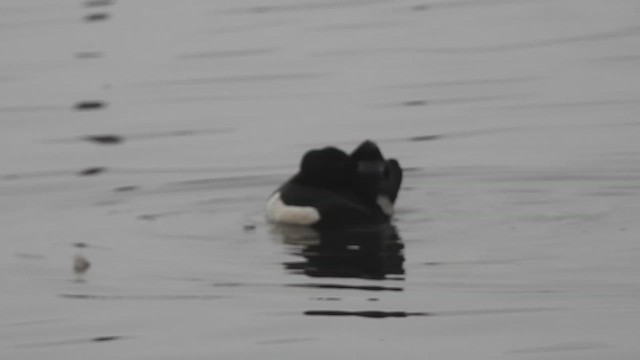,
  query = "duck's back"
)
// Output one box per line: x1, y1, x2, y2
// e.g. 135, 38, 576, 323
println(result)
267, 179, 386, 227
